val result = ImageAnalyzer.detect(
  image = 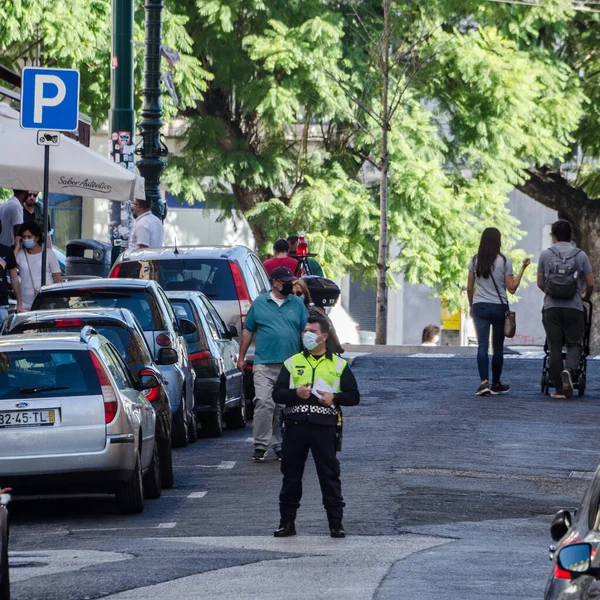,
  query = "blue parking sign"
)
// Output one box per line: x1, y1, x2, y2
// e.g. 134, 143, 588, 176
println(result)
20, 67, 80, 132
